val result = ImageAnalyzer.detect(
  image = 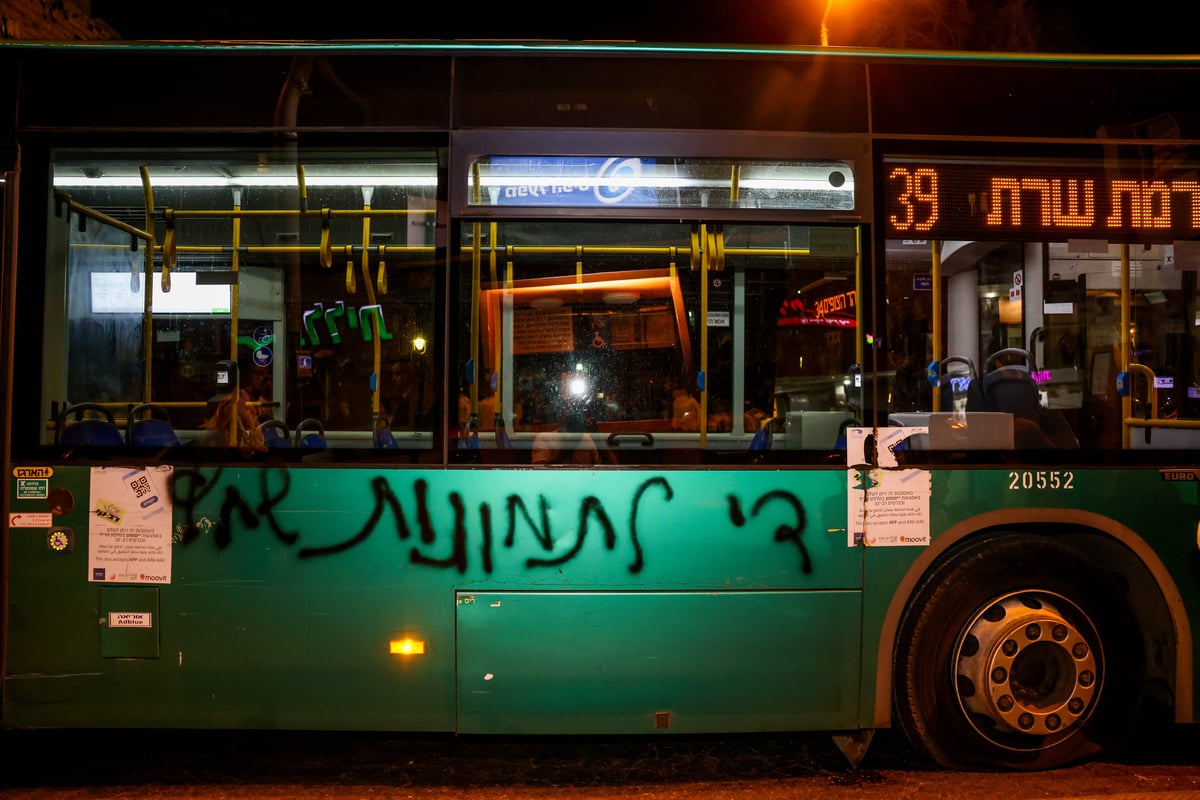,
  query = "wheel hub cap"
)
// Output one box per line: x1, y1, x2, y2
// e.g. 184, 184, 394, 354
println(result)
956, 593, 1099, 736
